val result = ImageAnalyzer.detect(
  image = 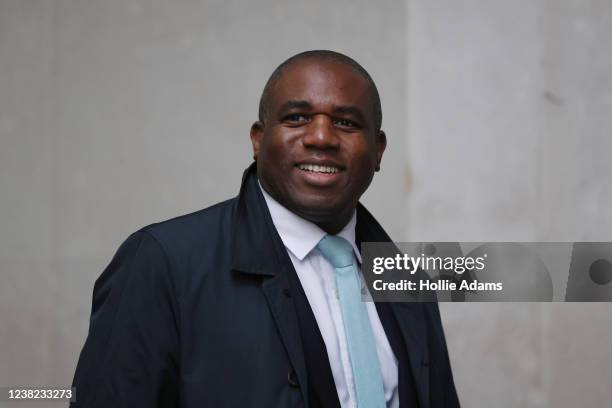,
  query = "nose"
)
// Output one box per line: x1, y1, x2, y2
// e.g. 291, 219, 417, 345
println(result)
302, 115, 339, 149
